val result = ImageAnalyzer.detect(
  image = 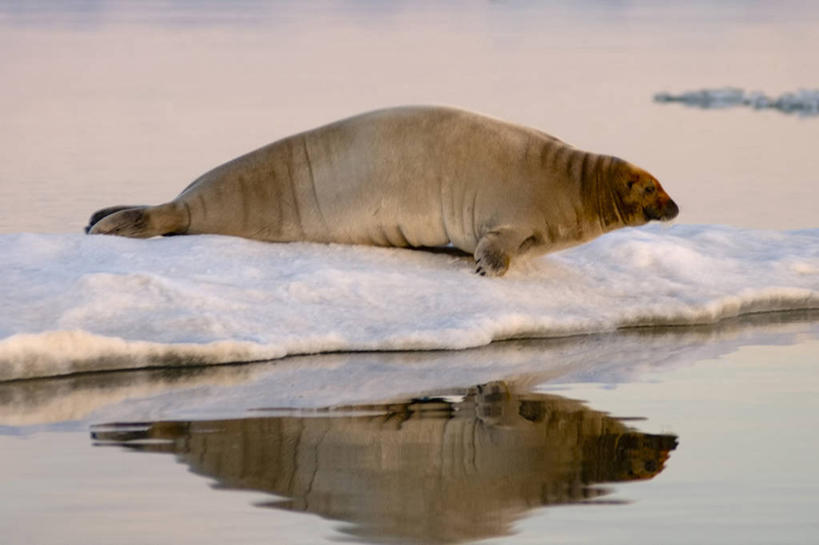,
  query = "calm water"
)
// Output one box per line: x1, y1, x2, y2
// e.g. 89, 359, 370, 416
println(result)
2, 317, 818, 544
1, 2, 818, 544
